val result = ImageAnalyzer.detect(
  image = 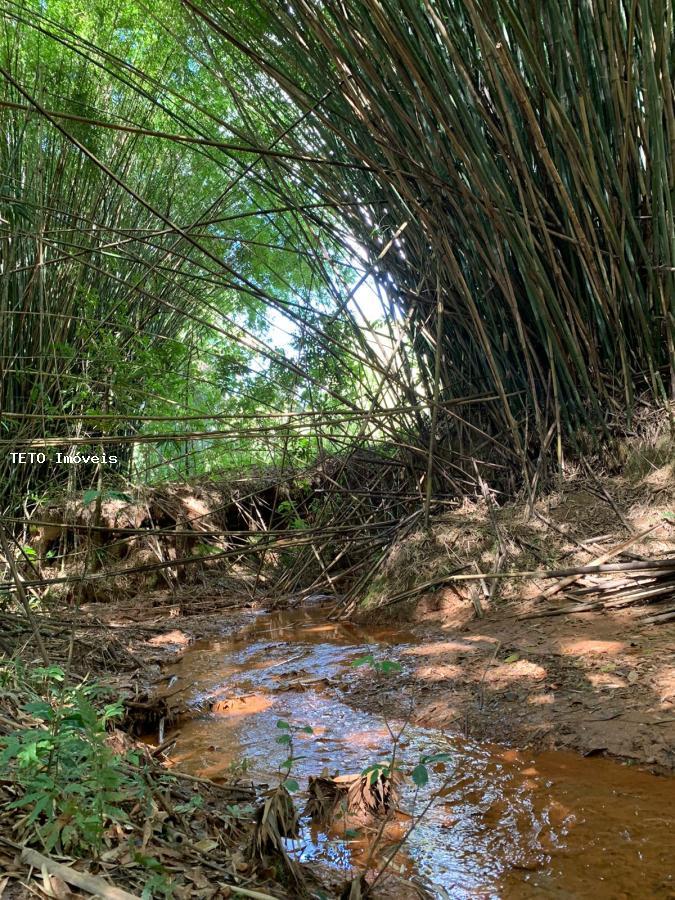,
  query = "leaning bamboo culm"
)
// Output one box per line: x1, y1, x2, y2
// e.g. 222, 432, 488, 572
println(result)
183, 0, 675, 478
